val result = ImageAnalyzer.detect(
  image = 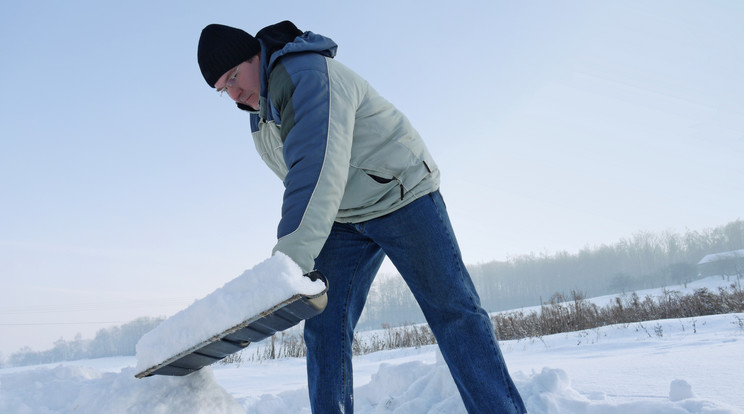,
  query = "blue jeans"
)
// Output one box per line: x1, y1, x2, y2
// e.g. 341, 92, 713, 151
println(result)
304, 191, 526, 413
